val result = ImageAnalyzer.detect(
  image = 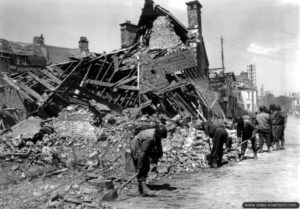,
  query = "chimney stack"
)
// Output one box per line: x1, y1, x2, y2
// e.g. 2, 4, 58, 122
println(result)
120, 21, 138, 48
186, 0, 202, 35
33, 34, 45, 45
79, 36, 89, 52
